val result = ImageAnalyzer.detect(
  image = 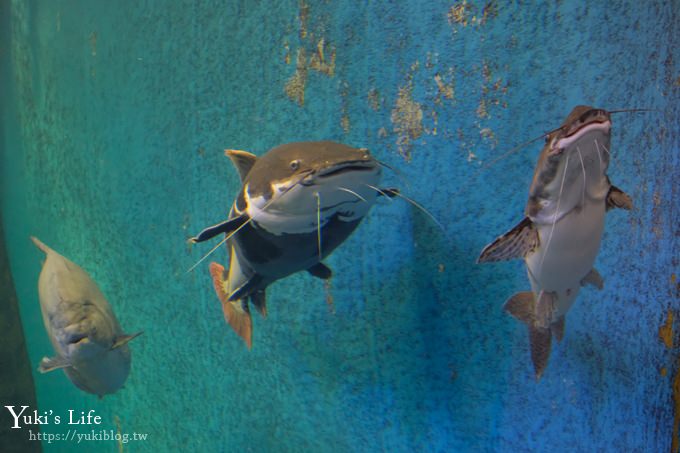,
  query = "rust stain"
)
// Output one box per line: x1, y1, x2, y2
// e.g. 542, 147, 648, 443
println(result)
673, 364, 680, 453
660, 310, 675, 349
284, 48, 307, 106
662, 367, 668, 377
